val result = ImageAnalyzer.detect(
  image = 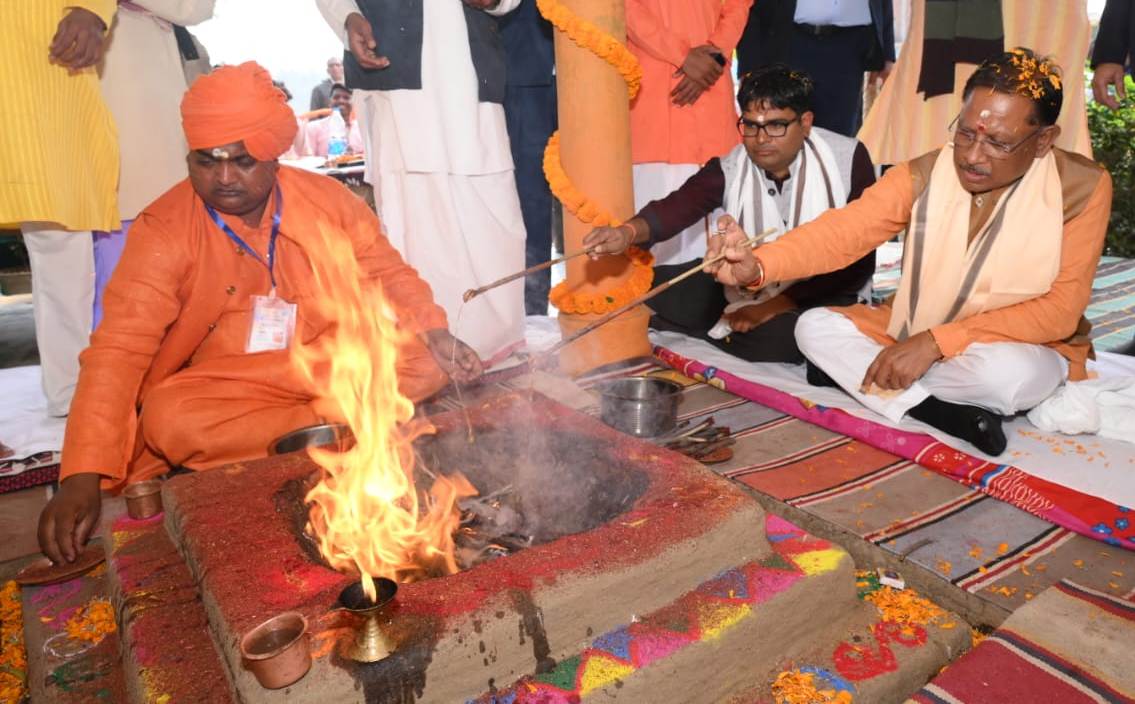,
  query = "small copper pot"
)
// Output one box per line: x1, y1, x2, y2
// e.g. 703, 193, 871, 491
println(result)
123, 480, 163, 519
240, 611, 311, 689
